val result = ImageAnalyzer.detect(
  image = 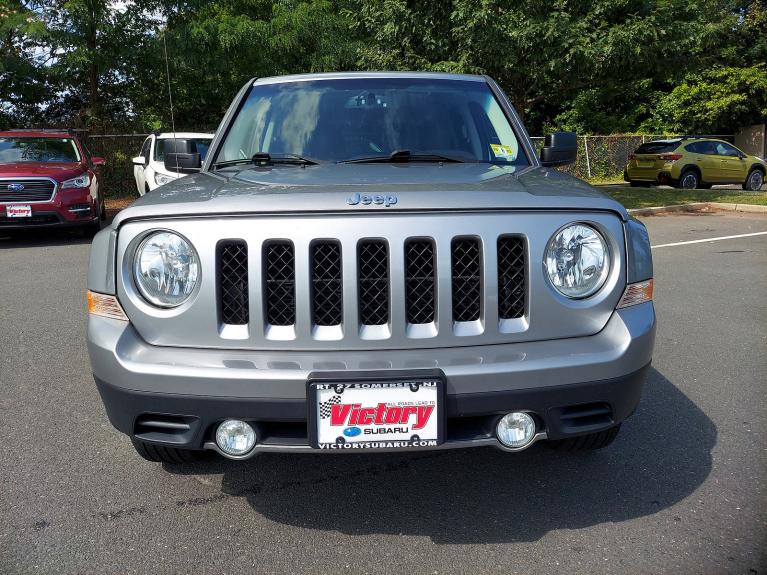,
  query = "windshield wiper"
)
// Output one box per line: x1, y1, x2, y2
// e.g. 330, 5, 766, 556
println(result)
212, 158, 252, 169
212, 152, 320, 170
252, 152, 320, 166
340, 149, 467, 164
